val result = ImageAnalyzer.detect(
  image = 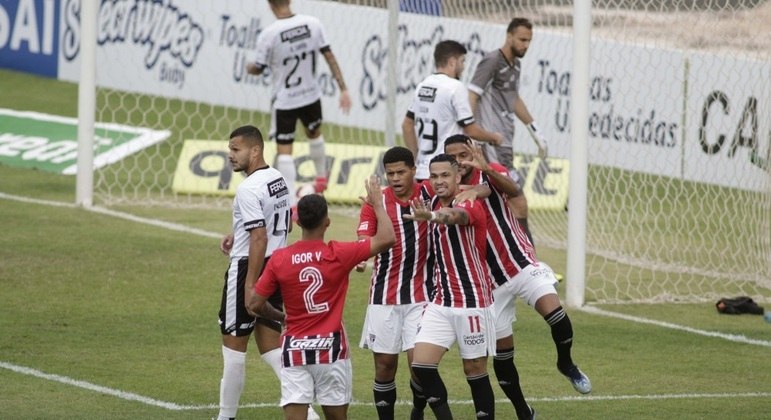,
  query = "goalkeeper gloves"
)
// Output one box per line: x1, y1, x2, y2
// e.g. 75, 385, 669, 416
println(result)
526, 122, 548, 159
